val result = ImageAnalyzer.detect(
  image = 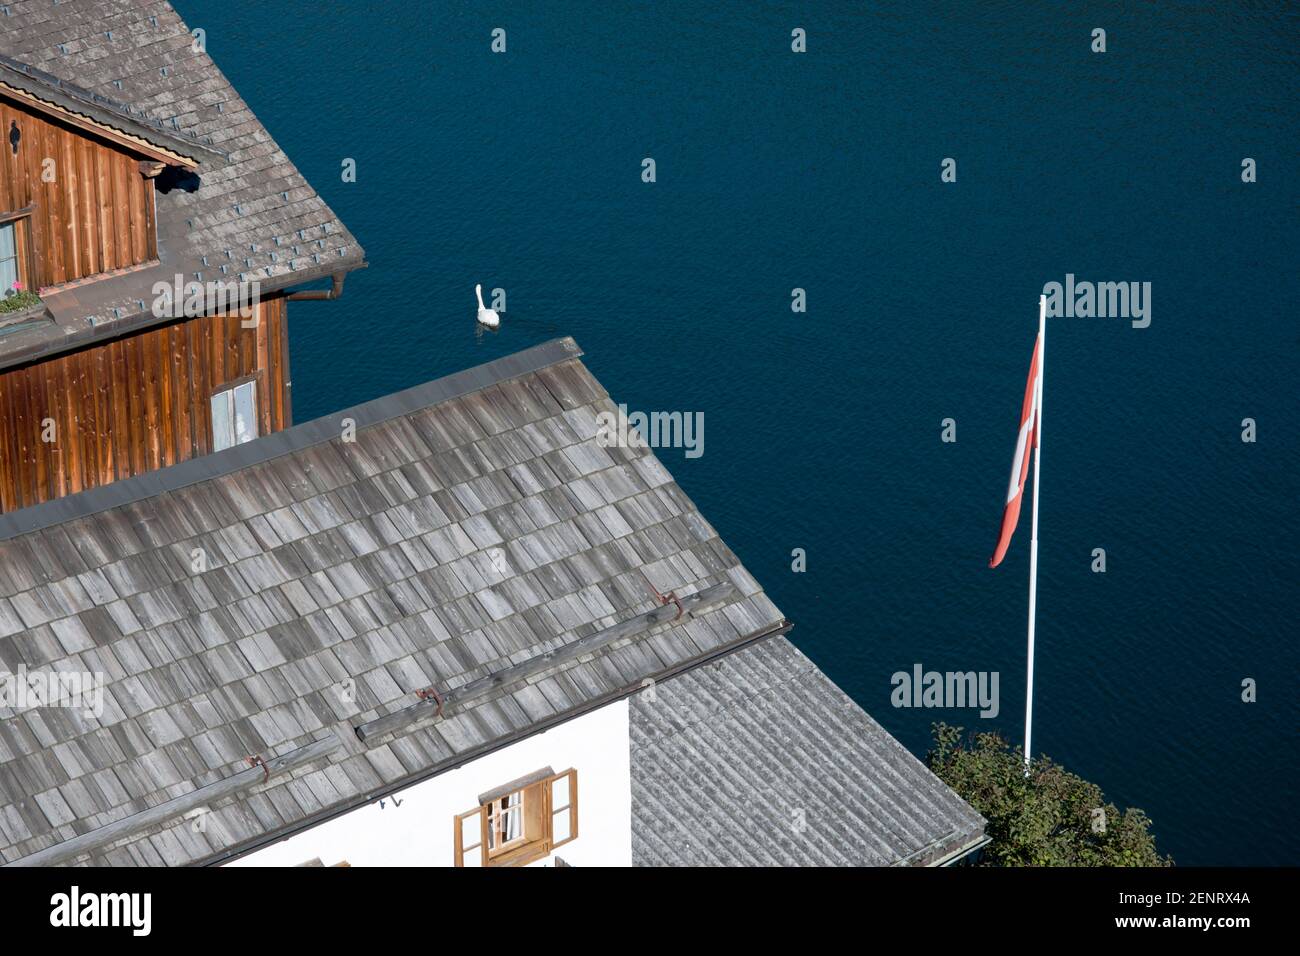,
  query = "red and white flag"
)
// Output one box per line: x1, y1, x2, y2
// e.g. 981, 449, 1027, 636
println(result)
989, 335, 1042, 568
